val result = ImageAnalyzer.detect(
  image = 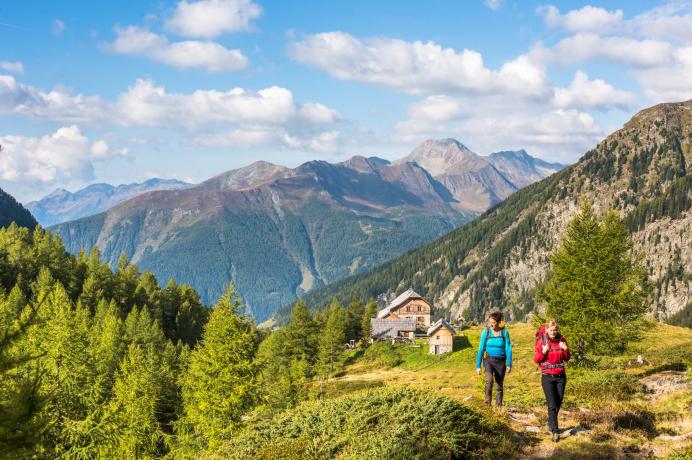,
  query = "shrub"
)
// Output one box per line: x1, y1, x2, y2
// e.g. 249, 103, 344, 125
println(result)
222, 387, 518, 459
